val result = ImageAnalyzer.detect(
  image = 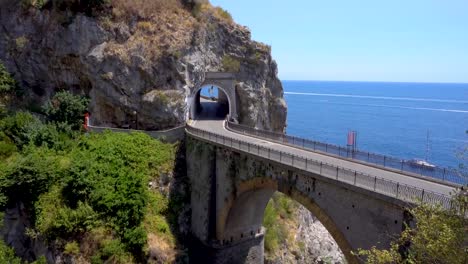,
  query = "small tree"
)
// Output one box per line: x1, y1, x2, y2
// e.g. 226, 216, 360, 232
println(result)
222, 55, 241, 72
0, 61, 18, 104
43, 91, 90, 130
355, 195, 467, 264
